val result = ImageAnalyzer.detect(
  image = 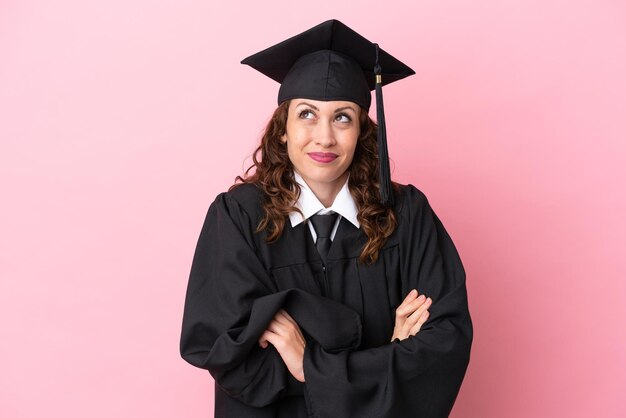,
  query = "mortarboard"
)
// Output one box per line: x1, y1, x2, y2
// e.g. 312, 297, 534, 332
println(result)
241, 19, 415, 206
